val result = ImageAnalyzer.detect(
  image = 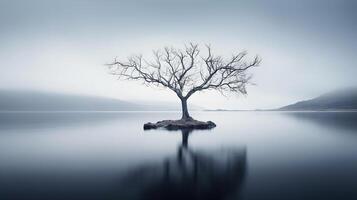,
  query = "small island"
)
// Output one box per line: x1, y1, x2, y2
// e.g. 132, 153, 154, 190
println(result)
143, 119, 216, 130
